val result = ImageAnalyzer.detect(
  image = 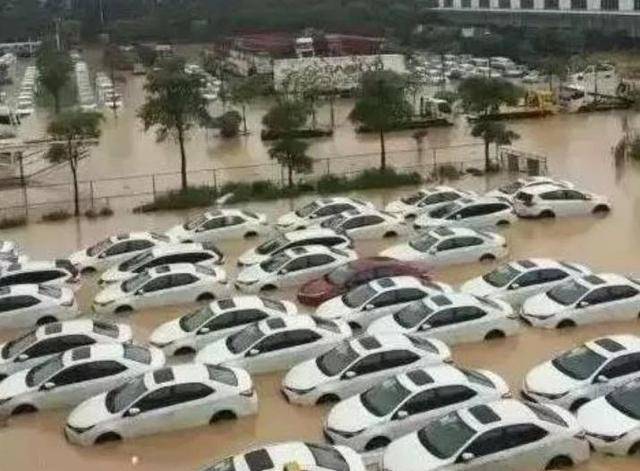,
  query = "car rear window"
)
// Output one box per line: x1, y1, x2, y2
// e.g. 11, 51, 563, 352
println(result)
312, 316, 340, 333
306, 443, 348, 471
207, 365, 238, 386
244, 449, 273, 471
460, 368, 495, 388
406, 335, 438, 353
260, 297, 286, 312
123, 345, 151, 364
38, 285, 62, 299
93, 321, 119, 338
525, 402, 568, 427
